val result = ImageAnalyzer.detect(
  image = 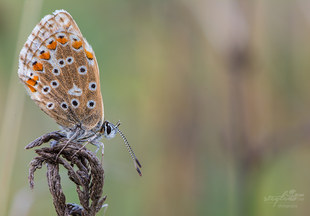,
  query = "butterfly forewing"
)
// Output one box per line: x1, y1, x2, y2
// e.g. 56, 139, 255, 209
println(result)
18, 10, 104, 131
